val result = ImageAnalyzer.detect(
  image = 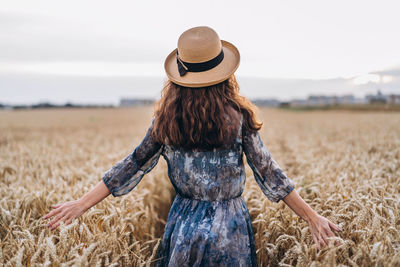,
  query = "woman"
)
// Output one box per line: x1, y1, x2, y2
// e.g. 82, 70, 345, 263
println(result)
44, 26, 342, 266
